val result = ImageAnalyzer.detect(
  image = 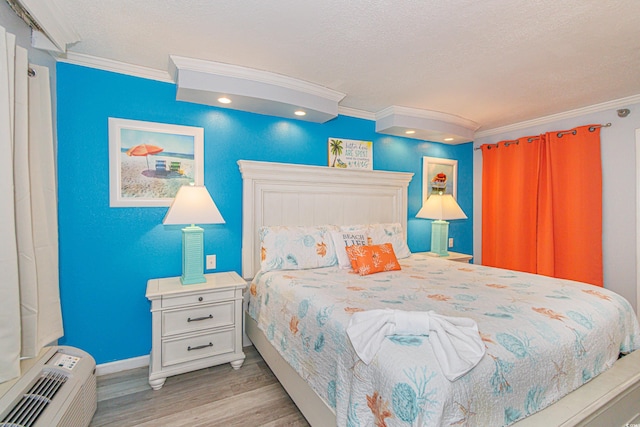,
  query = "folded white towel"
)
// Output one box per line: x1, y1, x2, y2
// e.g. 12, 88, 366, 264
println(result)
346, 308, 485, 381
